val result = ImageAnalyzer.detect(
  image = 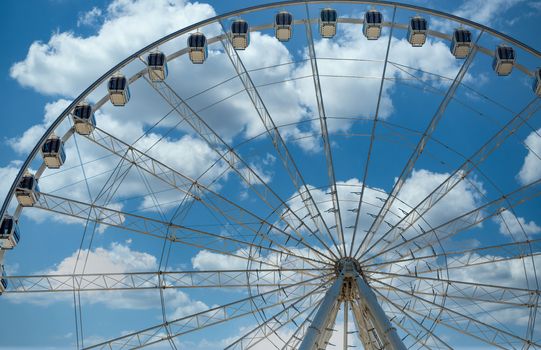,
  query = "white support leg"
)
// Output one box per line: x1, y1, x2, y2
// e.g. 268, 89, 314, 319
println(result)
299, 273, 344, 350
351, 301, 379, 350
353, 271, 407, 350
